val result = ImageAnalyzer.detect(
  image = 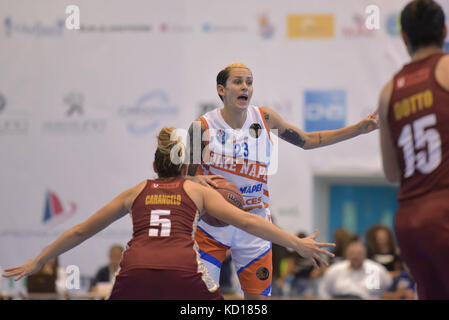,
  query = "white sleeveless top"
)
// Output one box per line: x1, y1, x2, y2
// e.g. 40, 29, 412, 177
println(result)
199, 105, 273, 217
